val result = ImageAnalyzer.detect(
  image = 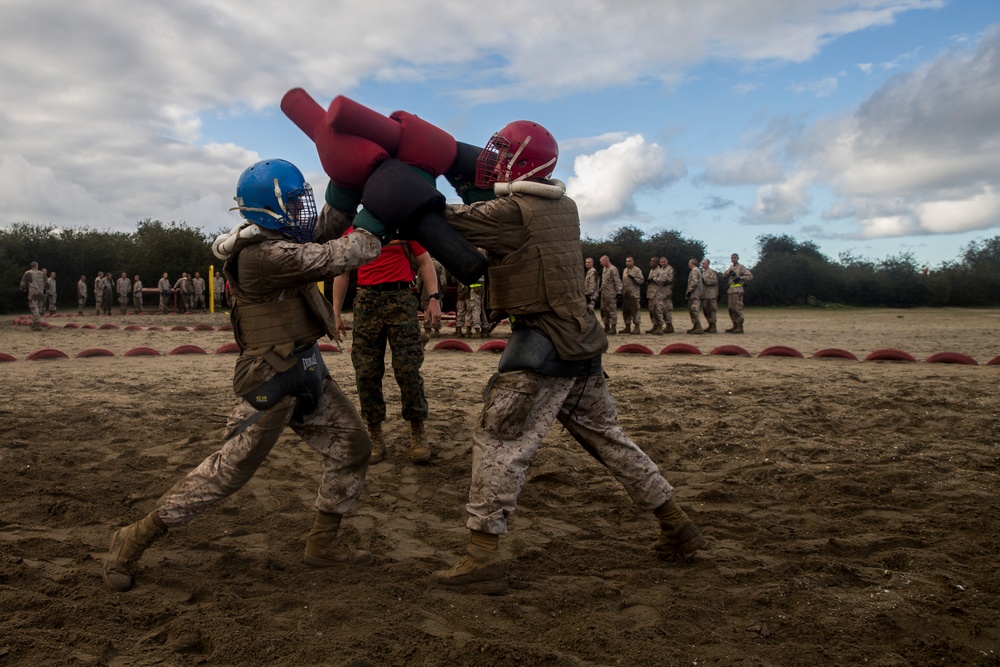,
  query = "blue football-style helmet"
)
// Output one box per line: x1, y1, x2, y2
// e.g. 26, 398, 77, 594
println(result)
231, 159, 317, 242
